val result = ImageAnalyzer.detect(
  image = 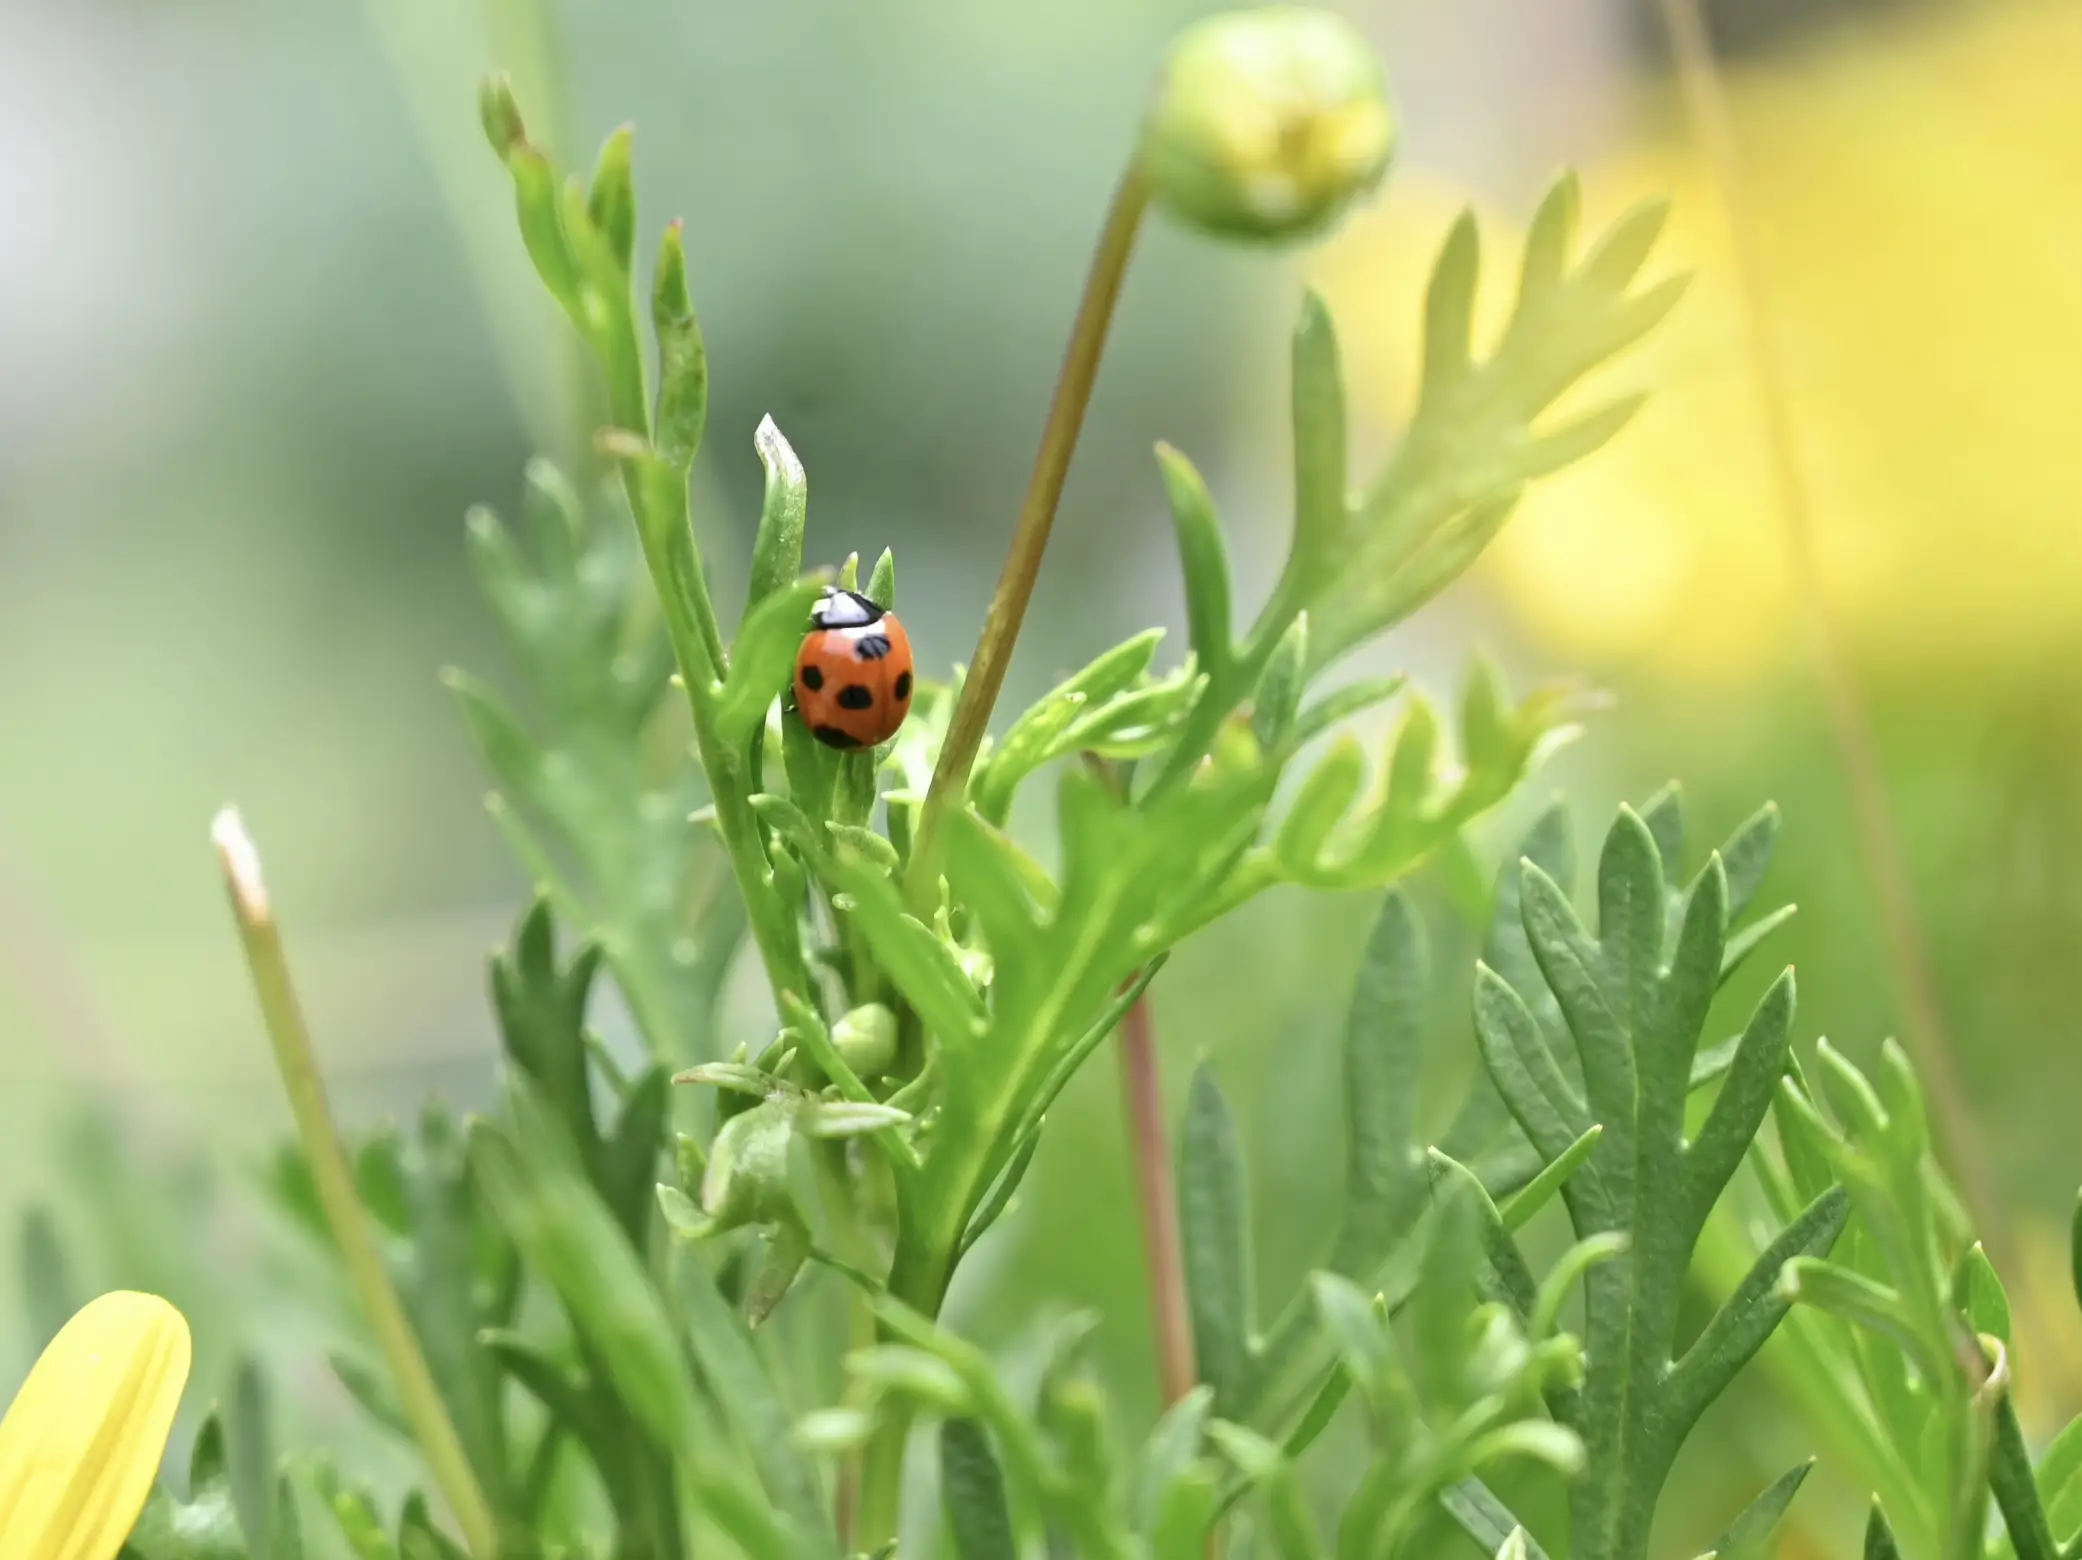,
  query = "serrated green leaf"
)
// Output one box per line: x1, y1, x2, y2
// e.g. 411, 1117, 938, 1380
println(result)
1312, 177, 1682, 667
